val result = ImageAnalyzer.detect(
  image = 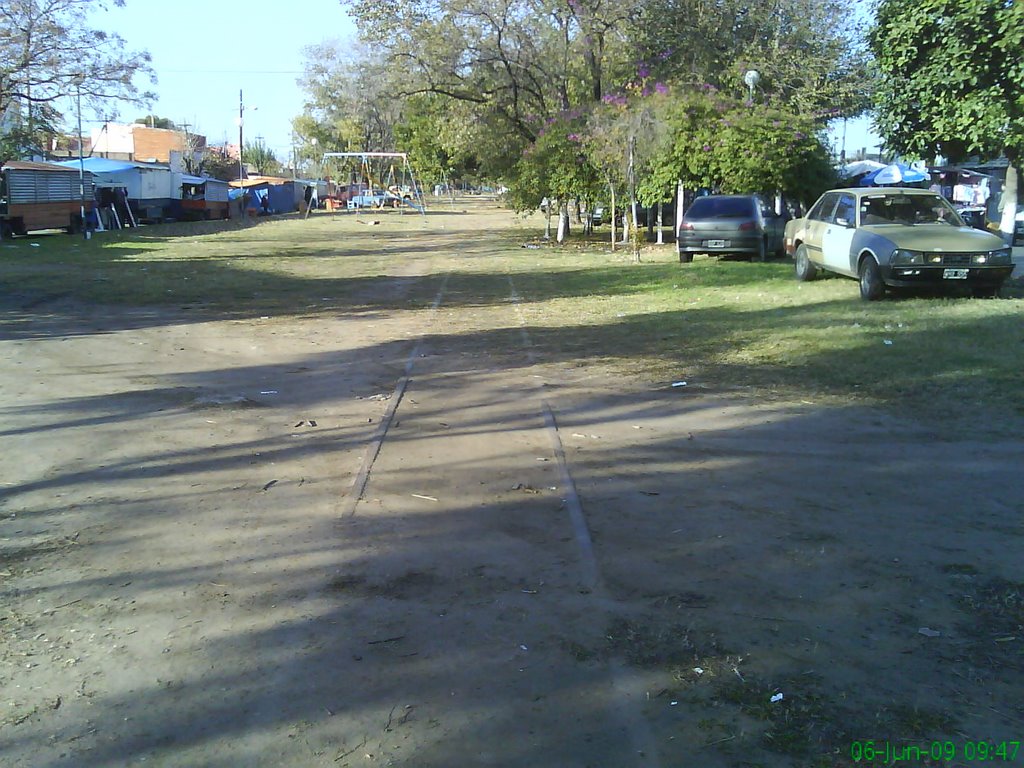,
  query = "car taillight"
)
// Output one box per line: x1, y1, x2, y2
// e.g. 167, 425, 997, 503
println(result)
679, 222, 694, 231
738, 221, 756, 231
